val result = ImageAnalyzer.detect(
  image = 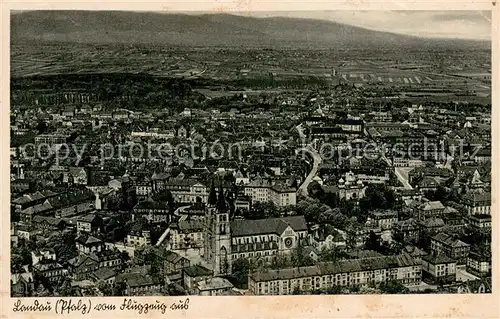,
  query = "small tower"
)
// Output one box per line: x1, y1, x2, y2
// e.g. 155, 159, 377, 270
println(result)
204, 183, 232, 276
208, 181, 217, 206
